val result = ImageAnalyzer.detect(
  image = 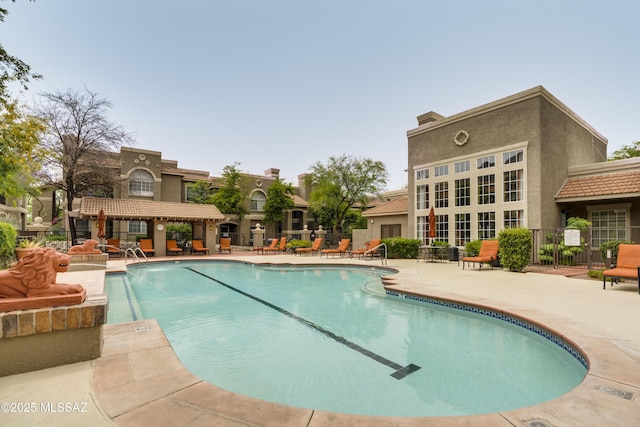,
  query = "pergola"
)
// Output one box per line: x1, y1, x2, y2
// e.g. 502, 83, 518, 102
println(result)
78, 197, 225, 256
